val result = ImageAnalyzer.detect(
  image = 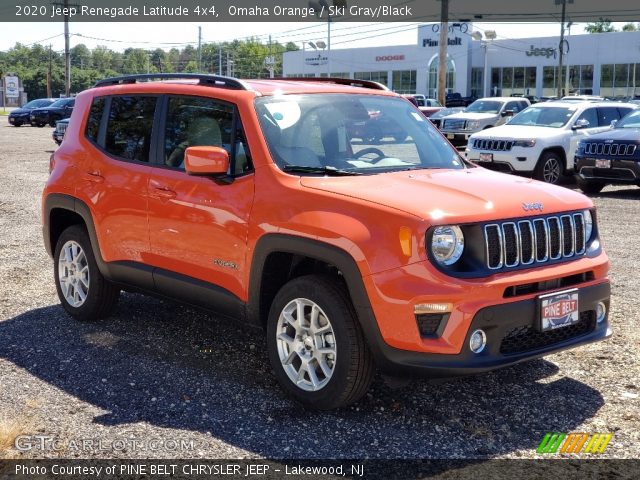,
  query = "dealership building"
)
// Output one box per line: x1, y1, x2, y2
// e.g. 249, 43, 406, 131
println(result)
282, 24, 640, 99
